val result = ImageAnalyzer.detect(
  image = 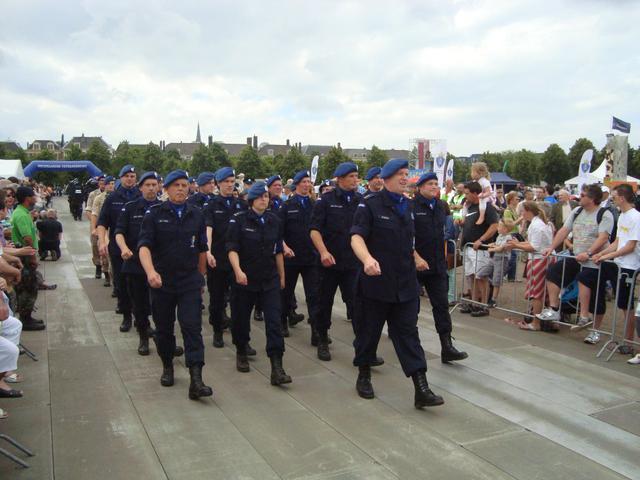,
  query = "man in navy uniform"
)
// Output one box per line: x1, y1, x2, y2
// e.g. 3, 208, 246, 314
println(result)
138, 170, 213, 400
266, 174, 284, 211
187, 171, 216, 210
226, 182, 292, 386
204, 167, 248, 349
97, 165, 140, 332
351, 159, 444, 408
413, 173, 468, 363
279, 170, 320, 340
364, 167, 383, 196
310, 162, 362, 361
